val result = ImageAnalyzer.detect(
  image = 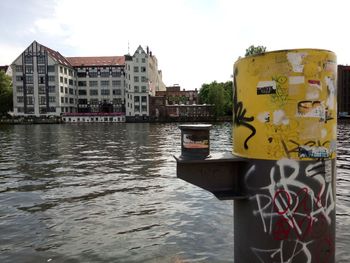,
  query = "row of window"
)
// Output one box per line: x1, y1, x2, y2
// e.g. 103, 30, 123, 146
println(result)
24, 55, 46, 65
78, 80, 123, 87
61, 107, 76, 113
17, 96, 56, 104
63, 117, 124, 122
16, 74, 75, 86
18, 61, 148, 76
61, 97, 75, 104
60, 76, 74, 85
16, 86, 56, 93
16, 65, 51, 74
16, 84, 145, 95
77, 71, 122, 78
60, 66, 74, 76
127, 58, 146, 70
60, 86, 75, 95
134, 105, 148, 112
134, 86, 148, 93
133, 66, 146, 73
78, 89, 122, 96
134, 96, 148, 103
18, 63, 126, 77
16, 75, 56, 83
133, 76, 148, 82
78, 98, 123, 105
16, 72, 147, 86
17, 107, 56, 113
